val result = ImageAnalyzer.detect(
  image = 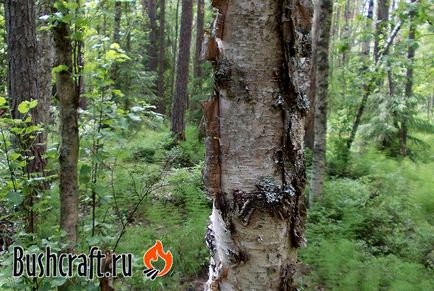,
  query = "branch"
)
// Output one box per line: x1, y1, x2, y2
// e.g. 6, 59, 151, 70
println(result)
376, 21, 402, 64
